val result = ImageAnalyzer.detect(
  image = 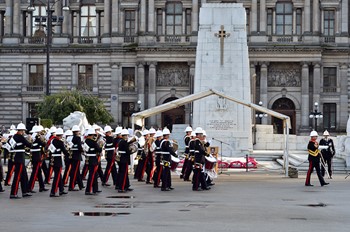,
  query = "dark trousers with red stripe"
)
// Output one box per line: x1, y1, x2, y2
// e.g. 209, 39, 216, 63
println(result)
97, 162, 105, 183
69, 160, 84, 190
10, 163, 28, 196
45, 165, 53, 184
104, 158, 117, 185
5, 159, 15, 185
161, 165, 171, 189
134, 158, 145, 180
41, 159, 49, 181
305, 160, 326, 186
28, 161, 45, 191
50, 166, 63, 195
86, 164, 98, 193
62, 159, 72, 185
192, 167, 207, 190
183, 159, 194, 181
145, 155, 154, 182
181, 158, 189, 177
117, 163, 130, 191
81, 163, 89, 180
153, 161, 162, 187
